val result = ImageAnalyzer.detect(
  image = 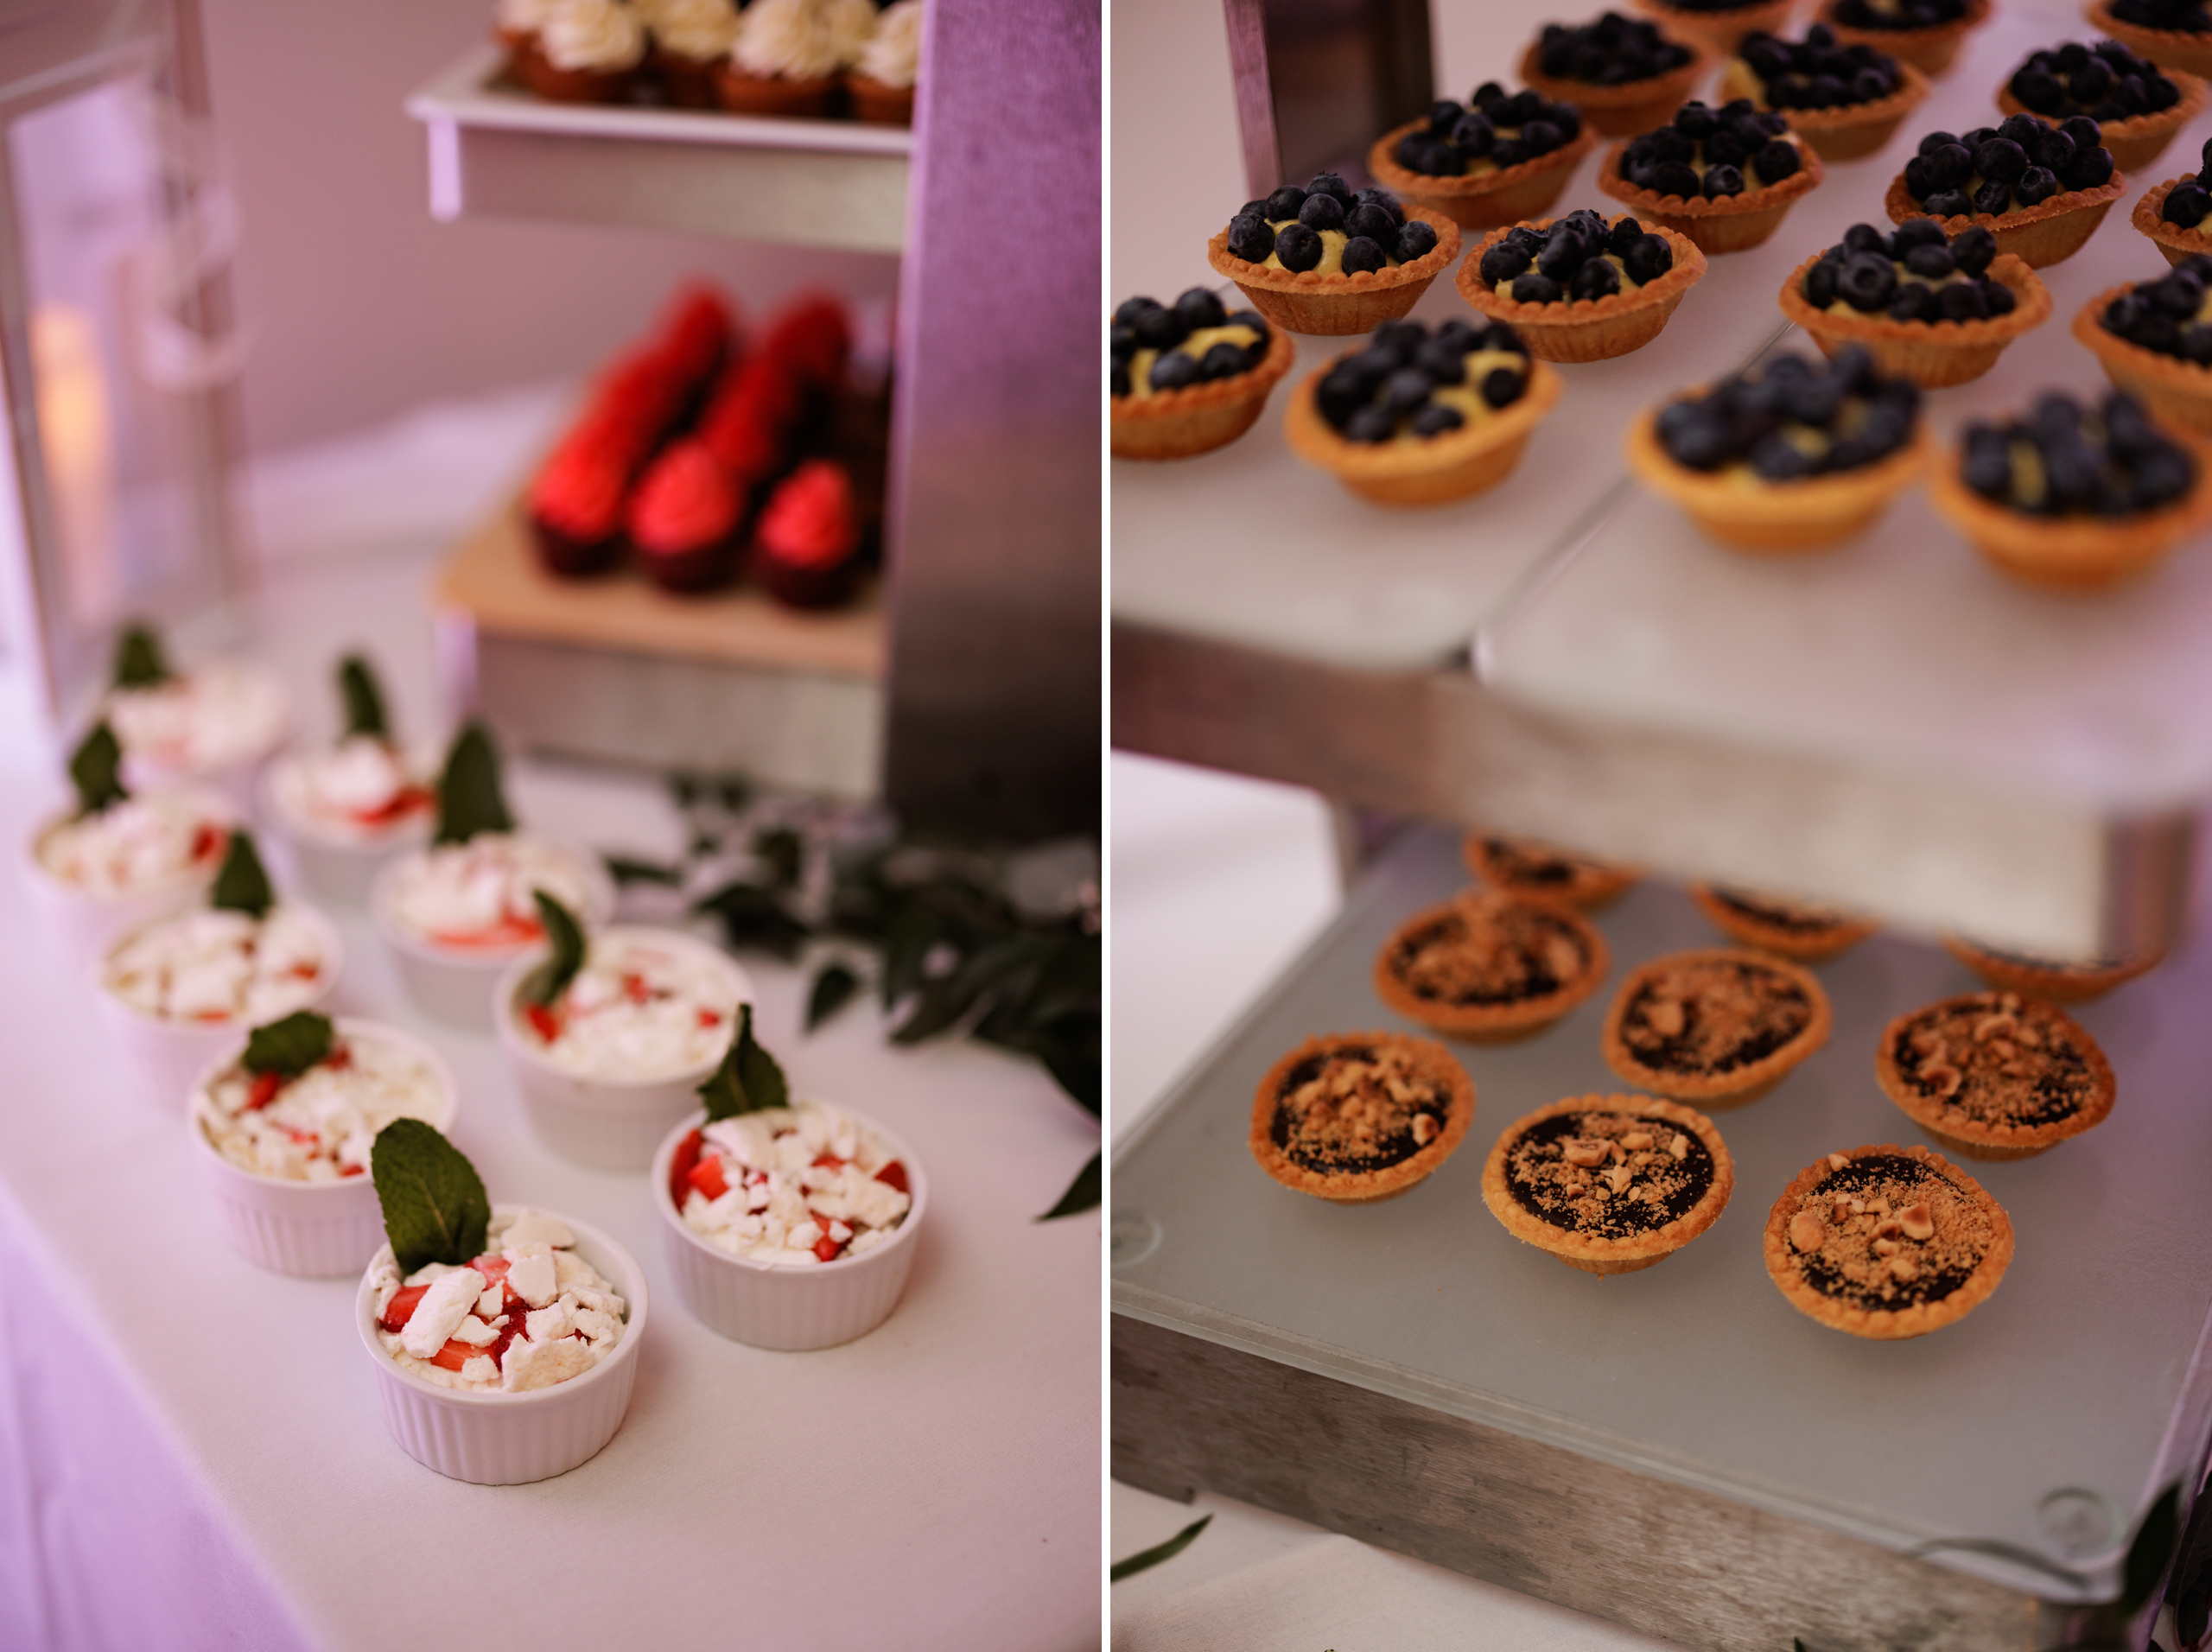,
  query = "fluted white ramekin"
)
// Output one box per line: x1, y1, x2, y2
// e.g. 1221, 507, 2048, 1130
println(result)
261, 747, 437, 905
493, 928, 755, 1171
369, 842, 616, 1028
650, 1105, 927, 1350
187, 1020, 457, 1276
95, 902, 344, 1112
21, 786, 237, 975
353, 1207, 648, 1485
